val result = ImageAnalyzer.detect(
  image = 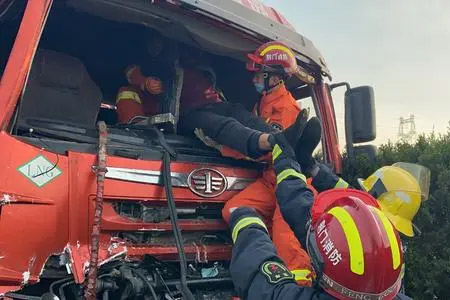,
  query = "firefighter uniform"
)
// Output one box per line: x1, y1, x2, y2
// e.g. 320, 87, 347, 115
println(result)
228, 140, 412, 300
116, 84, 160, 123
116, 64, 165, 123
223, 84, 314, 286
